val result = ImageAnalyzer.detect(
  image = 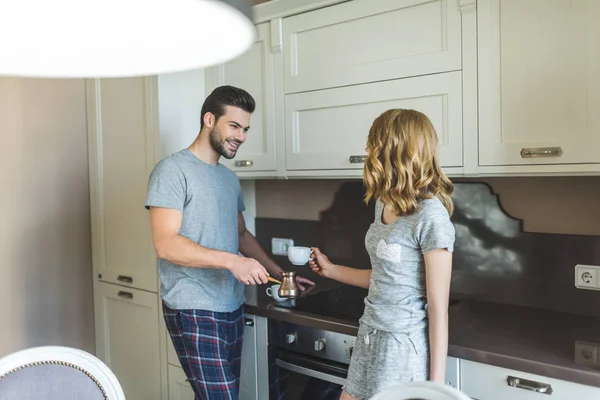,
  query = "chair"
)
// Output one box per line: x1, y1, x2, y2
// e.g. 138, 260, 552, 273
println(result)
0, 346, 125, 400
370, 381, 471, 400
